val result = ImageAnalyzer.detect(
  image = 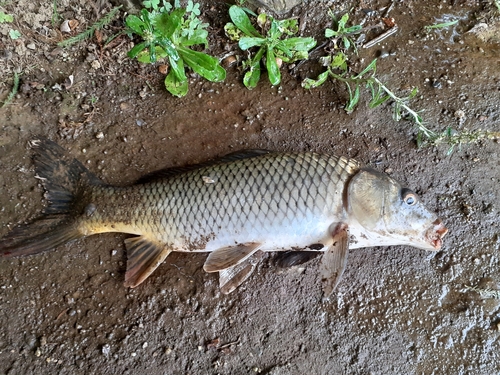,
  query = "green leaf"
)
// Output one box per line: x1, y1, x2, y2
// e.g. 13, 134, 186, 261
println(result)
345, 84, 360, 112
268, 18, 281, 40
144, 0, 159, 9
278, 37, 316, 52
169, 54, 187, 82
225, 22, 243, 41
9, 29, 21, 40
149, 43, 157, 62
229, 5, 261, 38
354, 58, 377, 78
126, 15, 146, 35
424, 20, 458, 30
242, 46, 265, 89
279, 19, 299, 35
158, 38, 180, 61
266, 48, 281, 86
369, 93, 390, 108
408, 87, 419, 99
0, 12, 14, 23
180, 28, 208, 47
136, 46, 168, 63
325, 28, 337, 38
128, 41, 149, 58
343, 36, 351, 50
239, 37, 265, 50
140, 8, 153, 29
243, 66, 261, 89
156, 8, 185, 38
330, 52, 347, 70
338, 13, 349, 29
302, 71, 329, 89
275, 41, 293, 58
178, 46, 226, 82
165, 63, 189, 97
345, 24, 362, 33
